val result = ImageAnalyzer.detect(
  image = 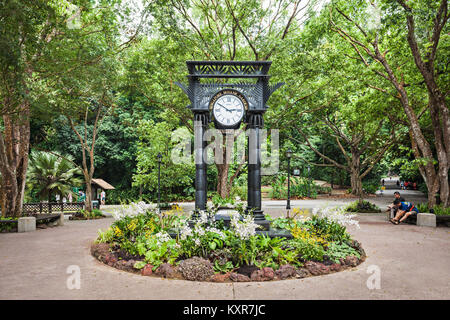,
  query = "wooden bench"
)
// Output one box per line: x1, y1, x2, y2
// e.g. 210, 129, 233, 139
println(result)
32, 214, 61, 224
